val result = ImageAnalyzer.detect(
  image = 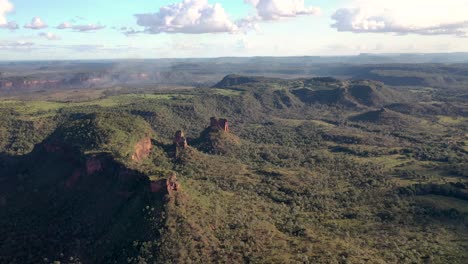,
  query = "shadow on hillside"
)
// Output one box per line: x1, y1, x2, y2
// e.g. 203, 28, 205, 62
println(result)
0, 134, 164, 264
